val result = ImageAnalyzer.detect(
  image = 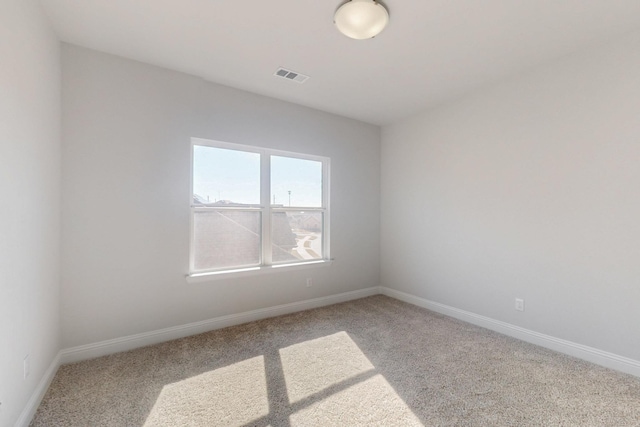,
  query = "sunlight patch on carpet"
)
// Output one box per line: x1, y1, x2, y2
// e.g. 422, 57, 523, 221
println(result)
143, 356, 268, 427
289, 374, 424, 426
279, 331, 375, 403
